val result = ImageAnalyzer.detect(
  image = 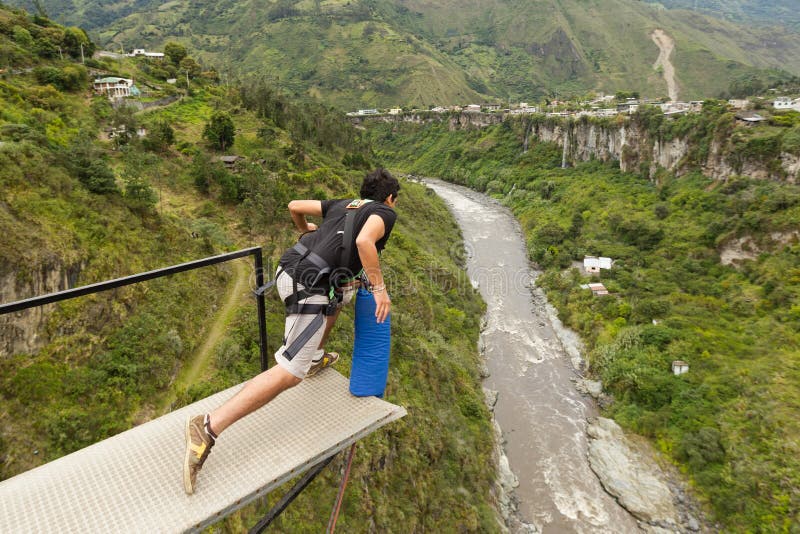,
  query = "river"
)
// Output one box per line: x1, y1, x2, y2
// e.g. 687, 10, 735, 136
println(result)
425, 179, 640, 533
